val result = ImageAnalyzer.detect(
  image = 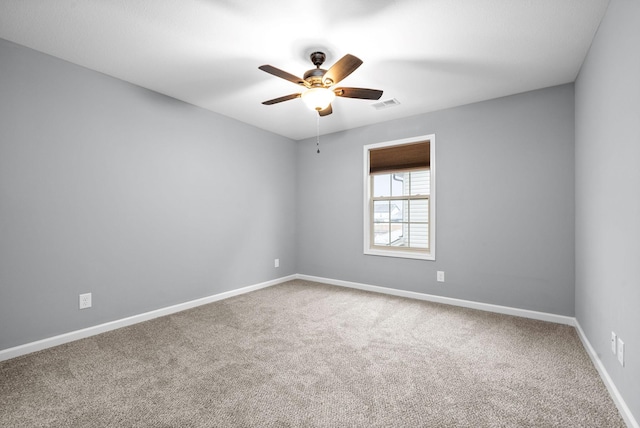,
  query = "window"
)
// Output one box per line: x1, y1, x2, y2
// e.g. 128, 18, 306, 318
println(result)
364, 135, 435, 260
